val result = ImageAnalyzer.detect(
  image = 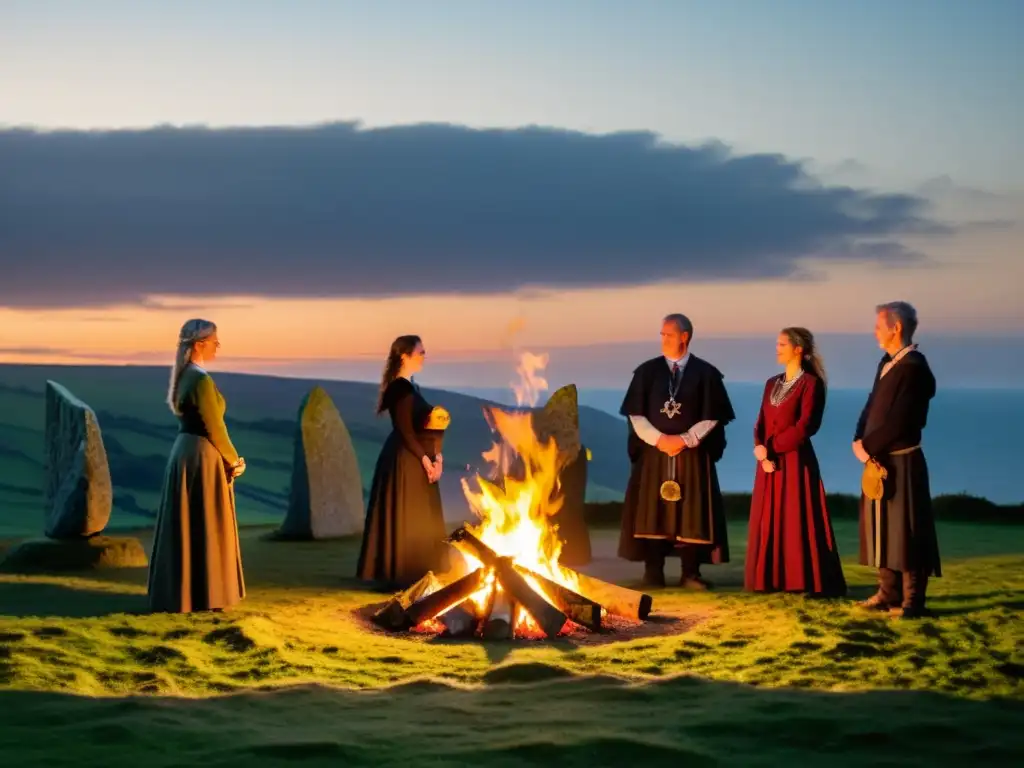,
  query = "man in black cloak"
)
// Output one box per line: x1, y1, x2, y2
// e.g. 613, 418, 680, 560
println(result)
618, 314, 735, 588
852, 301, 940, 618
